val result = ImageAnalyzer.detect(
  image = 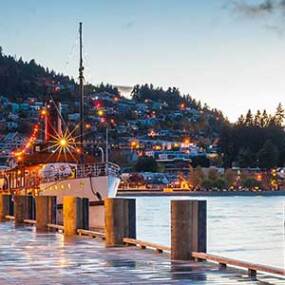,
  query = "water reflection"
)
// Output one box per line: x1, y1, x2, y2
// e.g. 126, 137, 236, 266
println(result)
135, 195, 285, 268
170, 261, 207, 281
107, 259, 136, 268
